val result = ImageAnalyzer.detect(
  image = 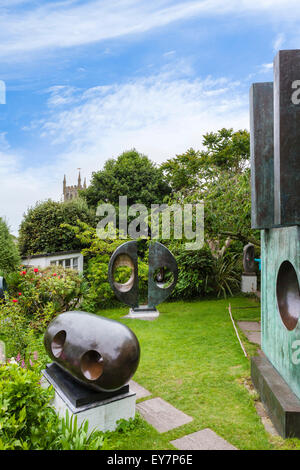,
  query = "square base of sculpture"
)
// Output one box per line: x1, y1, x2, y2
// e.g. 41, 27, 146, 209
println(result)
42, 363, 136, 434
241, 273, 257, 293
251, 354, 300, 438
124, 305, 160, 321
